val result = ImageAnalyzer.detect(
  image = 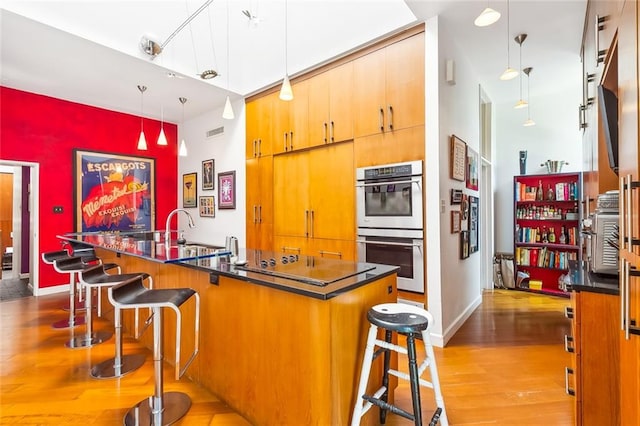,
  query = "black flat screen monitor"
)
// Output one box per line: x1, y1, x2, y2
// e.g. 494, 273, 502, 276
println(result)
597, 84, 619, 175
